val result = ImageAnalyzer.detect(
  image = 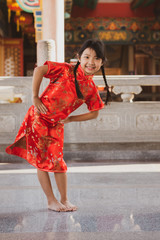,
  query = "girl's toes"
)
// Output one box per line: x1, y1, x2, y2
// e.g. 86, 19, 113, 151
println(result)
48, 201, 67, 212
61, 200, 78, 212
59, 203, 67, 212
